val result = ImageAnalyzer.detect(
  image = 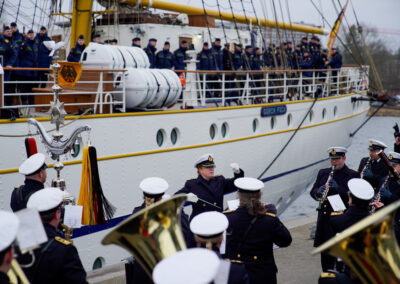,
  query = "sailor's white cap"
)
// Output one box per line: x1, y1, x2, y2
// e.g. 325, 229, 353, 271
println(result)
234, 177, 264, 192
190, 211, 228, 237
152, 248, 220, 284
387, 151, 400, 164
0, 210, 19, 251
27, 188, 64, 213
140, 177, 169, 196
368, 139, 387, 150
328, 147, 347, 158
348, 178, 374, 200
194, 153, 215, 168
19, 153, 46, 175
